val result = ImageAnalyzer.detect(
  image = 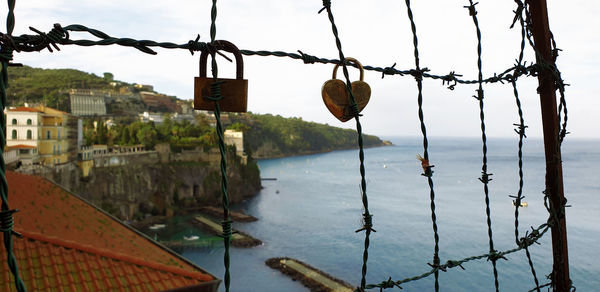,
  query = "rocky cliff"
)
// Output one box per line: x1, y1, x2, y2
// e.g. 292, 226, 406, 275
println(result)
40, 149, 261, 221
